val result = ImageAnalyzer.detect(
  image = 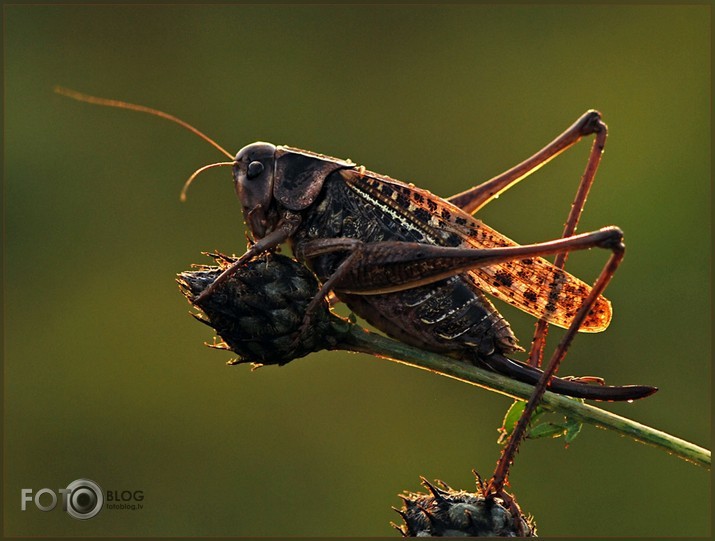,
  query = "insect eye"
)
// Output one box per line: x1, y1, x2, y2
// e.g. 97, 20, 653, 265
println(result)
247, 161, 265, 179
